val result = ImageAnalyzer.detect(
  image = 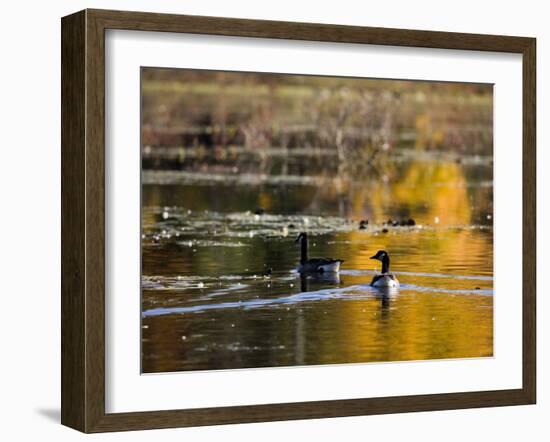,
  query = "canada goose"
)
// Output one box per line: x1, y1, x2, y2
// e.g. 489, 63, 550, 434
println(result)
370, 250, 400, 288
295, 232, 343, 273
